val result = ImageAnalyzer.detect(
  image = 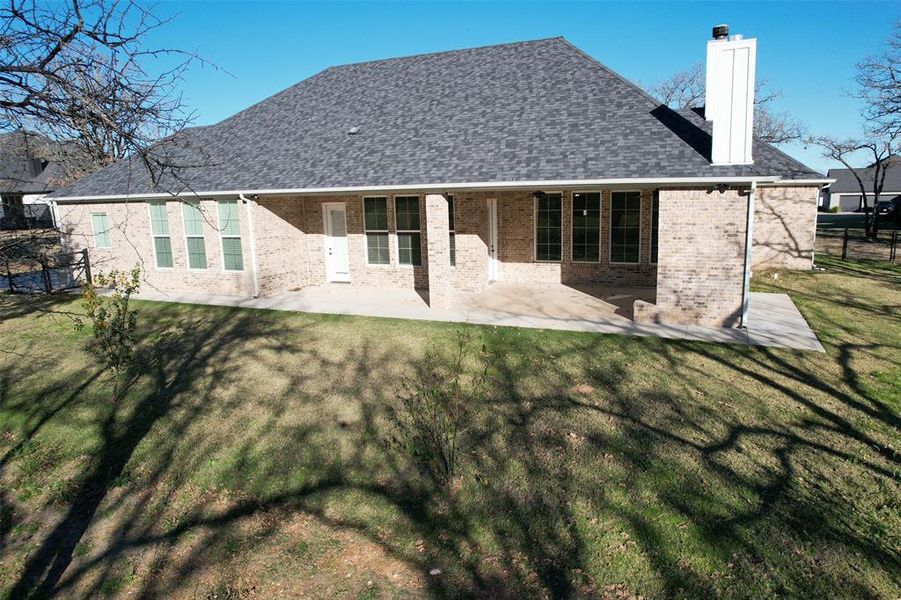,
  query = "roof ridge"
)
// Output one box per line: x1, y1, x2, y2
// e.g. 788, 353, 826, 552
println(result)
555, 37, 662, 109
324, 36, 566, 70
